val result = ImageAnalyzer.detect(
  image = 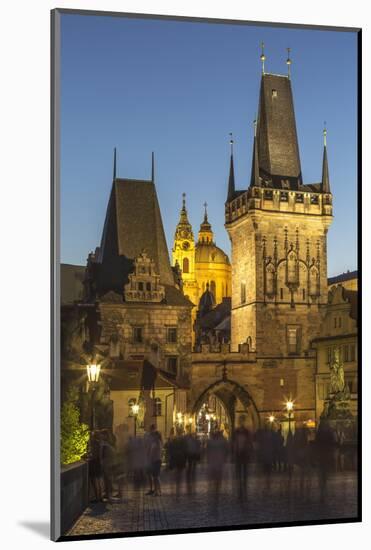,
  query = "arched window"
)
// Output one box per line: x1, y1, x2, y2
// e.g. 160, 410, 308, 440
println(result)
287, 251, 298, 284
266, 263, 275, 295
153, 397, 162, 417
183, 257, 189, 273
309, 266, 319, 296
210, 280, 216, 298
